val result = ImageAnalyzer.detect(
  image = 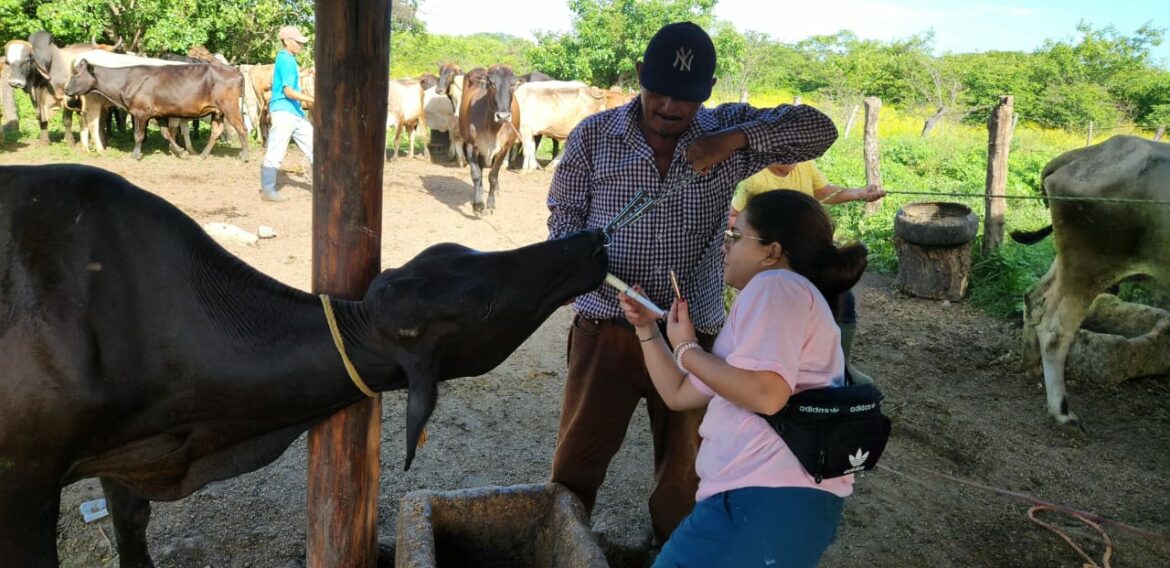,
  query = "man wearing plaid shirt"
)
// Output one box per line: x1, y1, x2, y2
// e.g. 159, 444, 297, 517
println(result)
546, 21, 840, 544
